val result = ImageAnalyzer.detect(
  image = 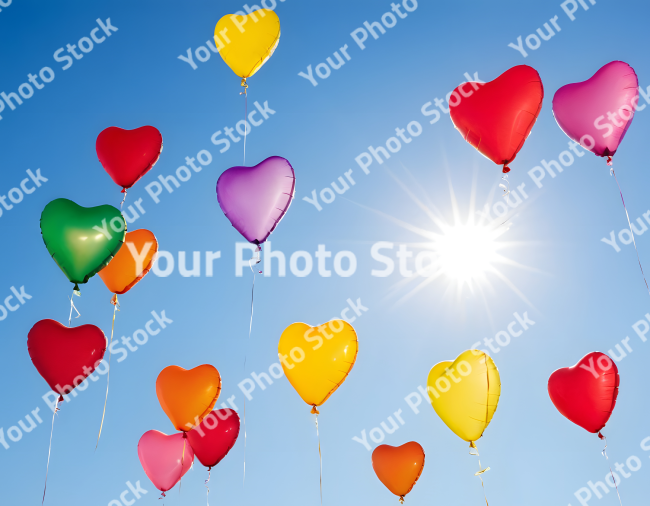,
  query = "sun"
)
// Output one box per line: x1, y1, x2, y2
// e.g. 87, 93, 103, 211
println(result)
350, 164, 536, 309
434, 222, 503, 284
